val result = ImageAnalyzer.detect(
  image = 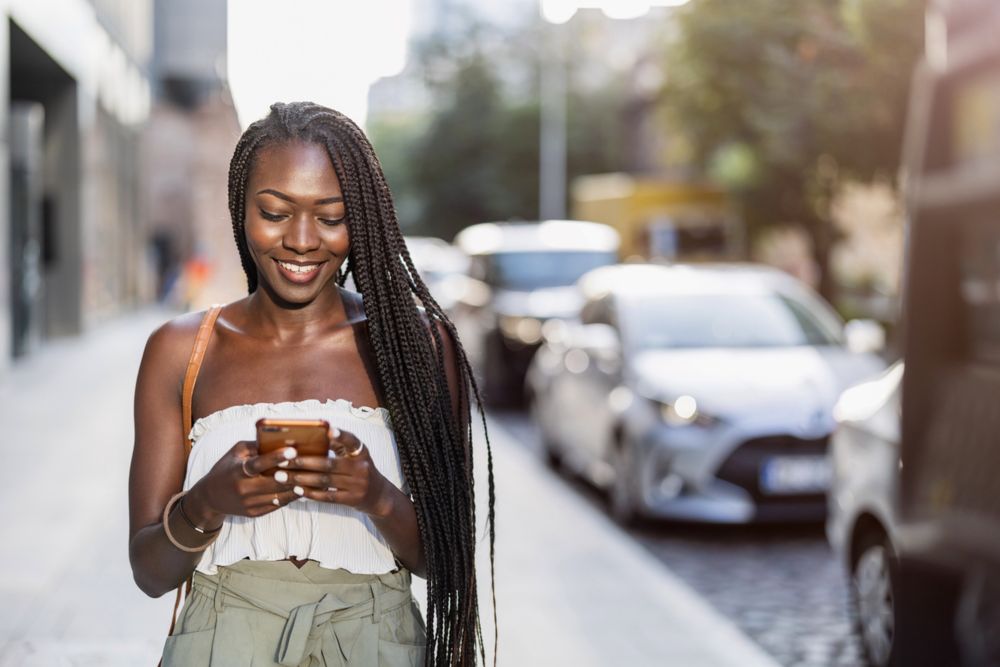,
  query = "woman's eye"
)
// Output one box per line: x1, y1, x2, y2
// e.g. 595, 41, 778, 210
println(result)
259, 209, 286, 222
319, 216, 346, 226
